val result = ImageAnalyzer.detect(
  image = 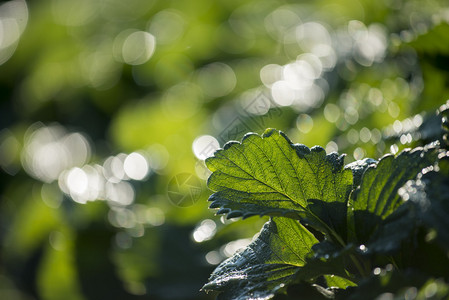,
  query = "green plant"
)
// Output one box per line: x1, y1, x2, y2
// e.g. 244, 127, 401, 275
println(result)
201, 106, 449, 299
